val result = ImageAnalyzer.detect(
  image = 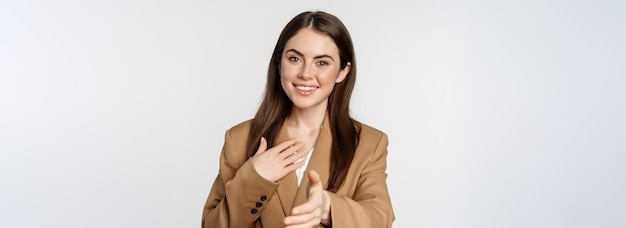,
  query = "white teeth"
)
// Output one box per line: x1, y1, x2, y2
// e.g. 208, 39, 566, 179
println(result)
296, 86, 316, 91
